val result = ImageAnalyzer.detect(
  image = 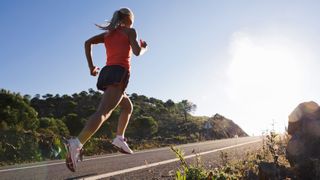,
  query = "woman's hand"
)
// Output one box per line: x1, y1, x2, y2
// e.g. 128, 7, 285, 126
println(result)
90, 66, 100, 76
140, 39, 148, 48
